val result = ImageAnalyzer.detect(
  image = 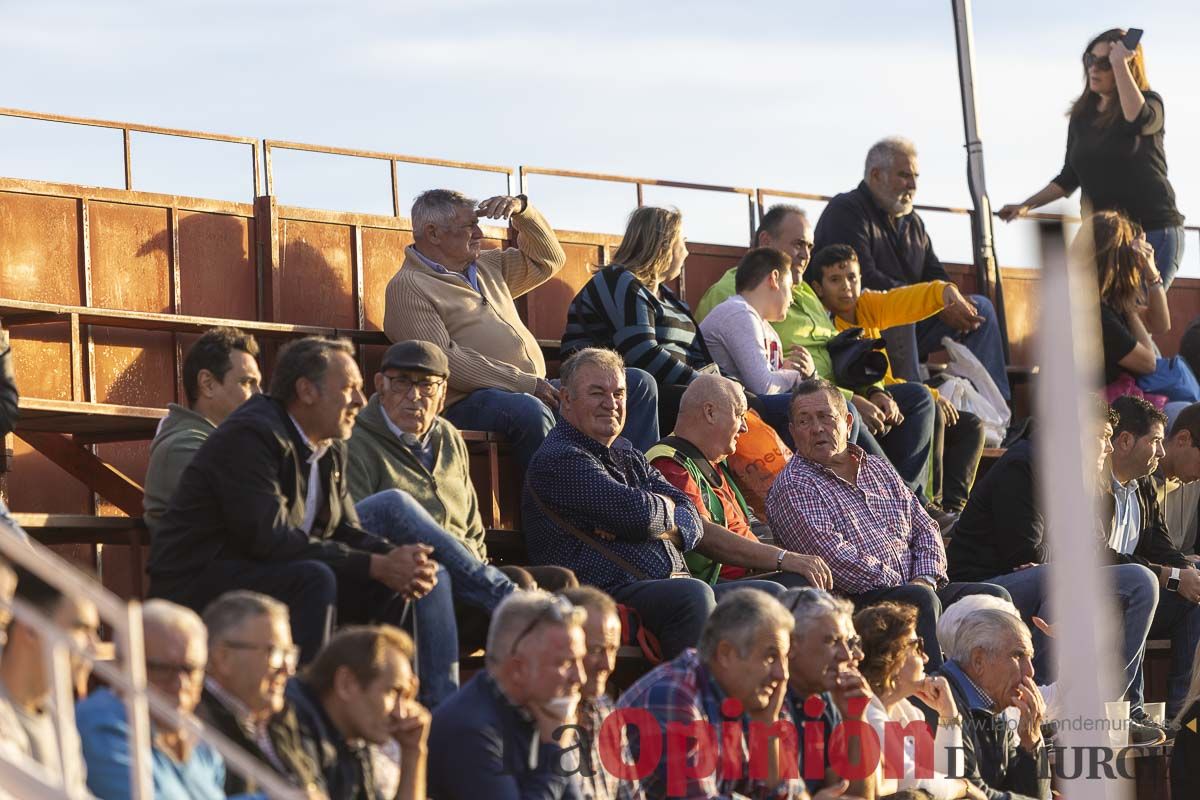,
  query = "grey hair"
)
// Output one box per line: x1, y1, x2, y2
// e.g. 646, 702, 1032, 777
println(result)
864, 136, 918, 179
560, 347, 625, 393
699, 588, 794, 663
411, 189, 477, 236
936, 595, 1020, 658
143, 599, 207, 651
944, 607, 1030, 664
779, 587, 854, 637
789, 377, 850, 420
201, 591, 289, 648
485, 590, 586, 666
268, 336, 356, 404
754, 204, 808, 247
